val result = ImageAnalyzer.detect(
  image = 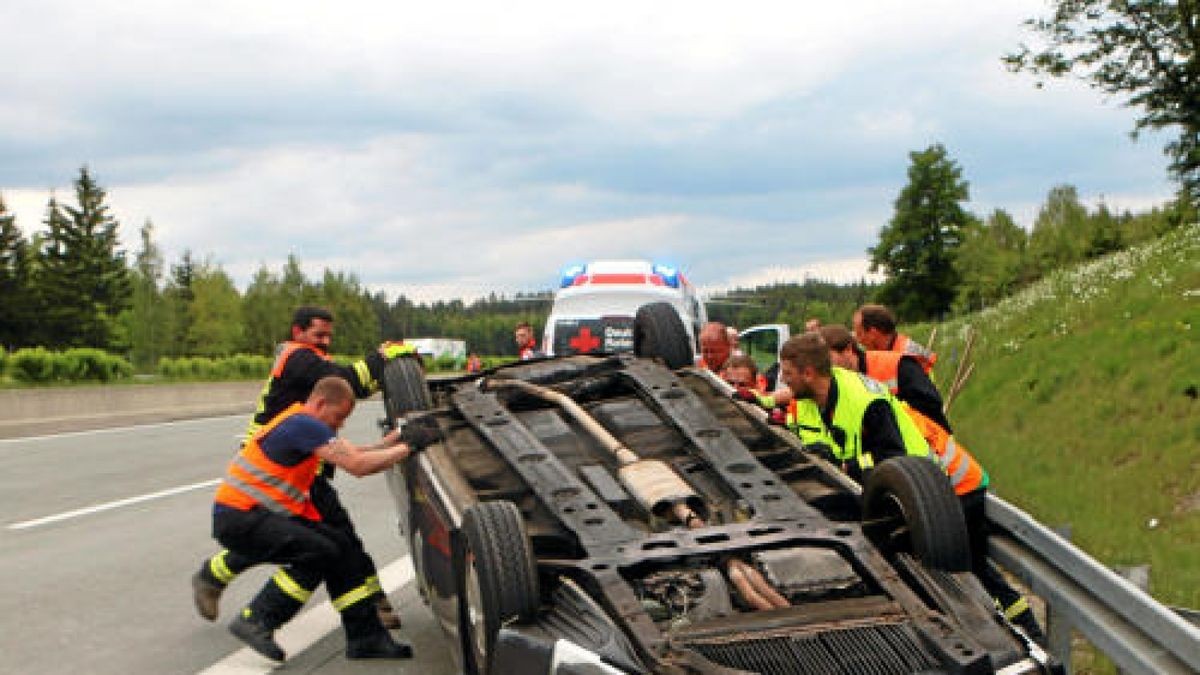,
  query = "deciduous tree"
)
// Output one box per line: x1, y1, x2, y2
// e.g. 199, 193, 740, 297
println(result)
1005, 1, 1200, 207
